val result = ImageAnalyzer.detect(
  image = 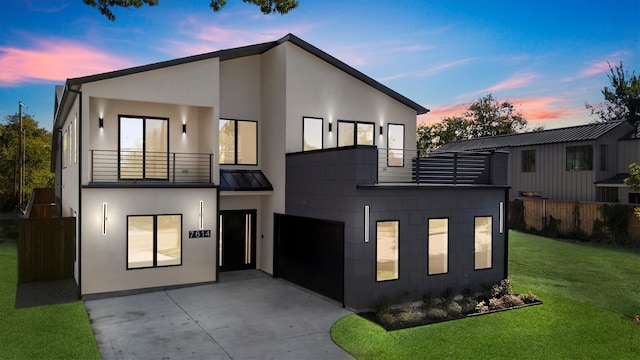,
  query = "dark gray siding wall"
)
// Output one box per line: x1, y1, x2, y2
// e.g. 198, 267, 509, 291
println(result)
617, 138, 640, 172
286, 147, 508, 311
